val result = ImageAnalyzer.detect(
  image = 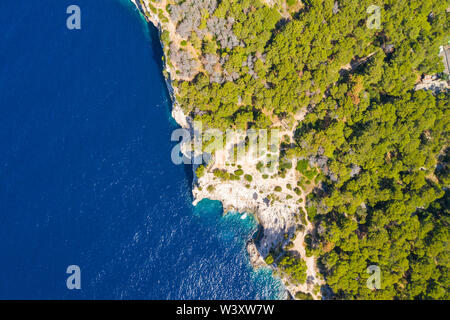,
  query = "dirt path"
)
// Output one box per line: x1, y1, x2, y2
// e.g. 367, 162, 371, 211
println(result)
282, 160, 324, 300
288, 204, 323, 299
